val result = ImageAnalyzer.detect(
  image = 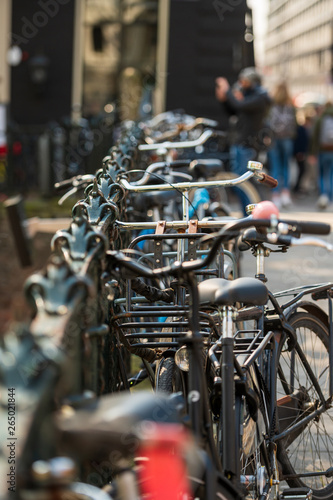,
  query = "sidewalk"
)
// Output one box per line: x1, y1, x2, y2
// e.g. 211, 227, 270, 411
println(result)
278, 192, 333, 226
271, 158, 333, 220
